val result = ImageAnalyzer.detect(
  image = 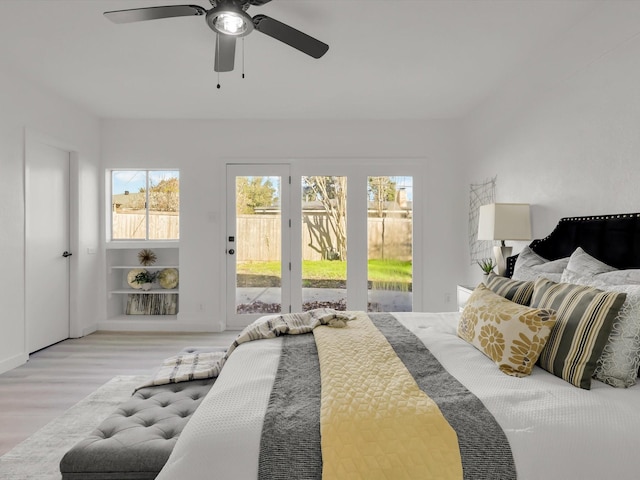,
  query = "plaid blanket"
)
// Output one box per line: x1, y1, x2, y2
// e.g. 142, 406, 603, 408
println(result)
136, 308, 356, 390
